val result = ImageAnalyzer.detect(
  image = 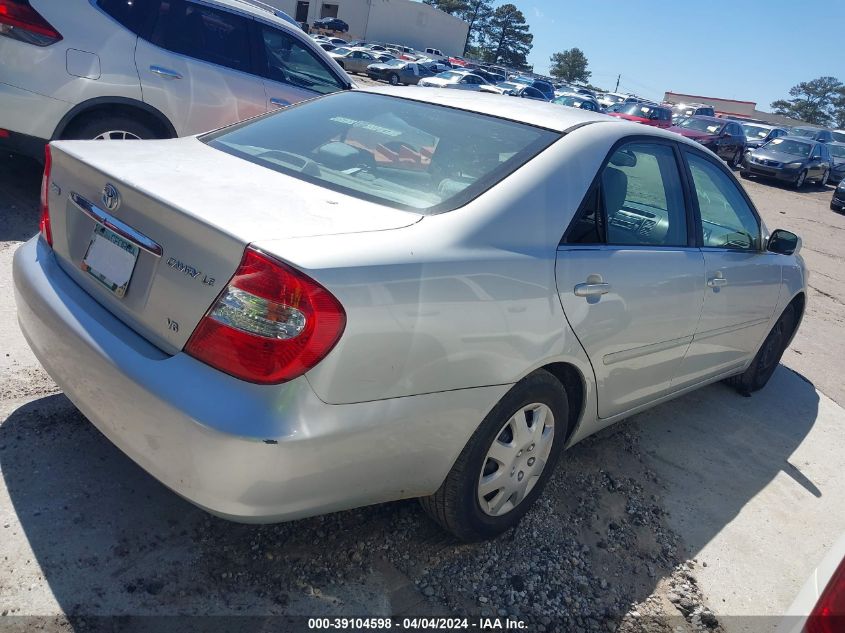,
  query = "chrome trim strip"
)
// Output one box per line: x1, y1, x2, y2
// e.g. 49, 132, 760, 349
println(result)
69, 192, 163, 258
603, 335, 693, 366
692, 317, 770, 342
